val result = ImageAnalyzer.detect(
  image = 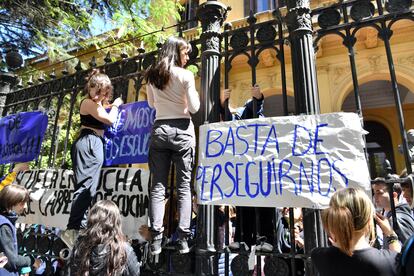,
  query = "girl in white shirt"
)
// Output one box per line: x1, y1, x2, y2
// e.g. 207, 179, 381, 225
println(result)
145, 36, 200, 255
